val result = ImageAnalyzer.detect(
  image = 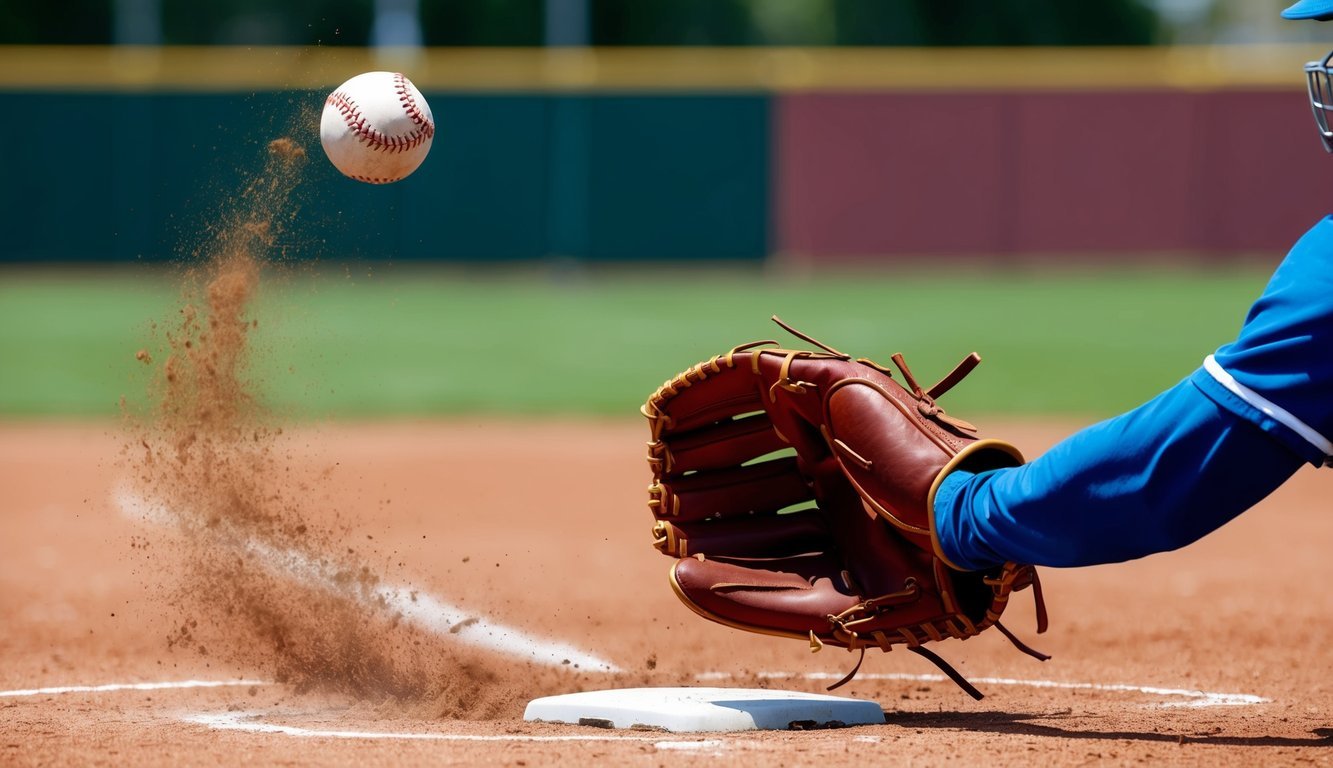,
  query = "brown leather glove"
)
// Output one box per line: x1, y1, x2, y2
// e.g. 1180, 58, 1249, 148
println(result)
641, 318, 1048, 698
